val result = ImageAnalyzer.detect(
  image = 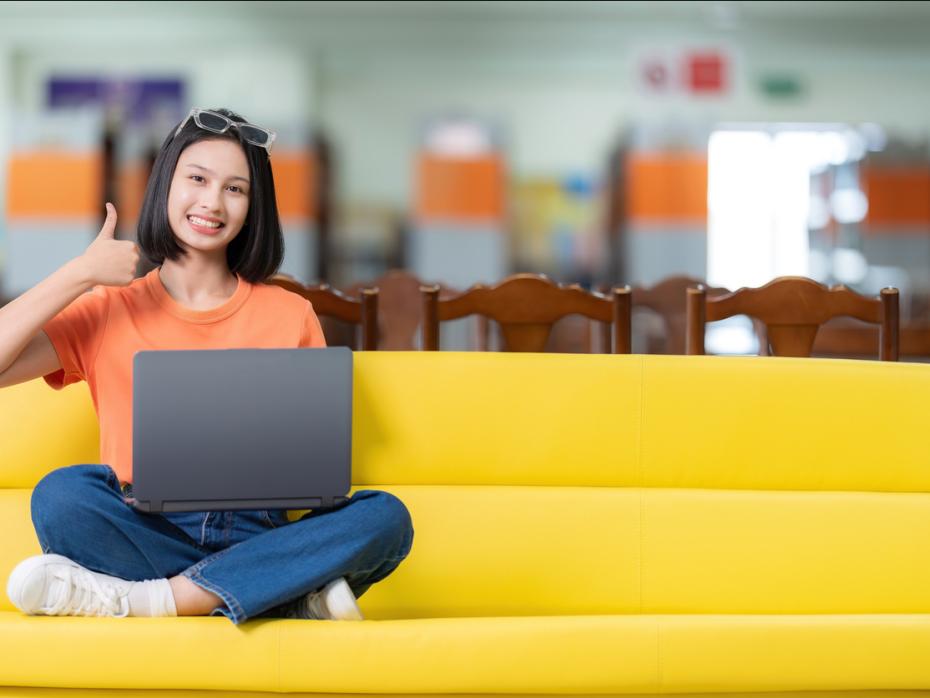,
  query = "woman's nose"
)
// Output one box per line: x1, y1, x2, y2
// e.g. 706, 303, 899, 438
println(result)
198, 186, 224, 212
